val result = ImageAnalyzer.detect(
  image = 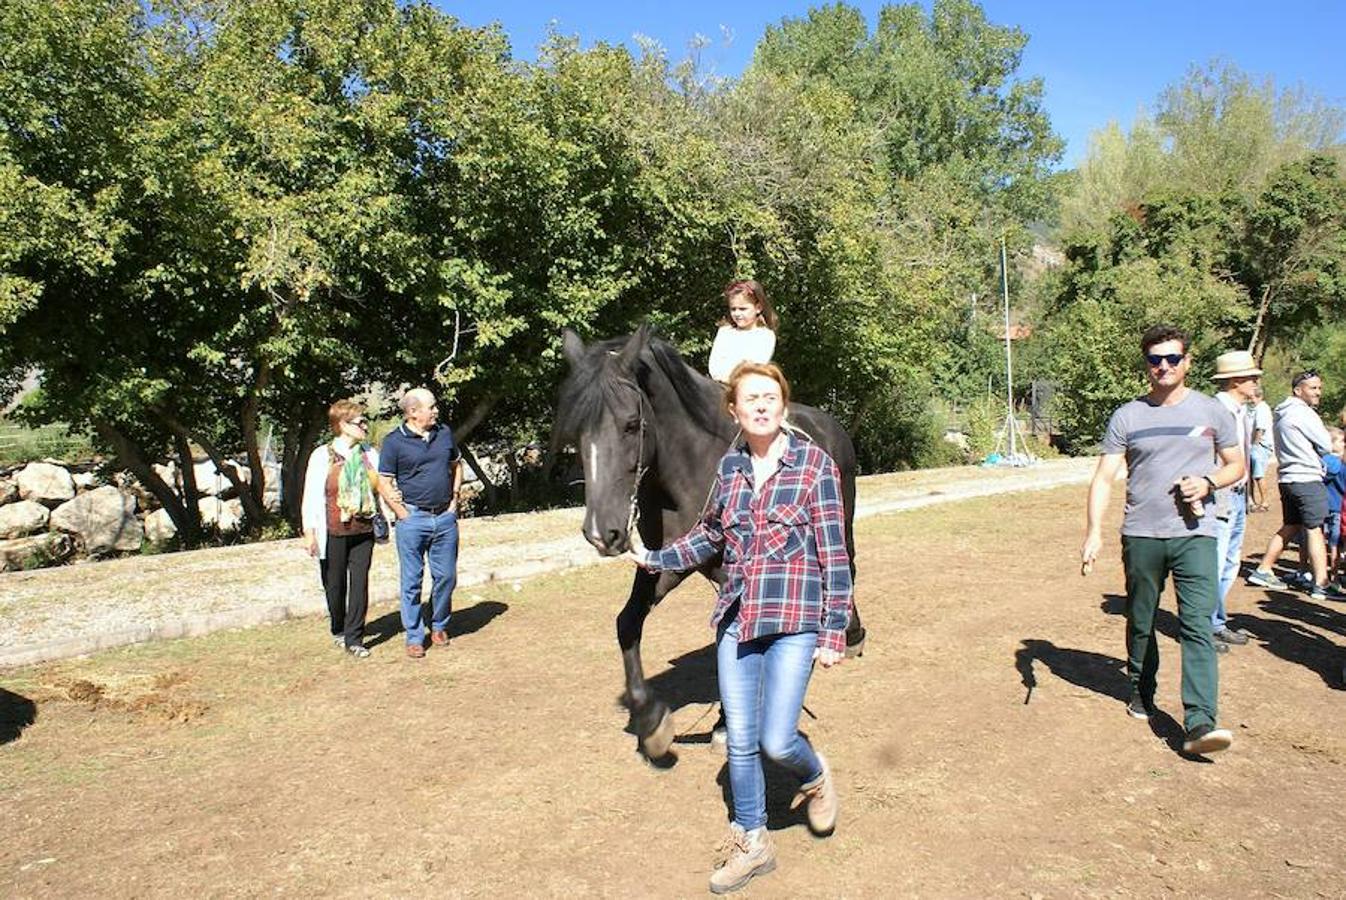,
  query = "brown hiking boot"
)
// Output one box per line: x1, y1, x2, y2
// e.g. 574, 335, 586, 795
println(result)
708, 825, 776, 894
791, 752, 838, 836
